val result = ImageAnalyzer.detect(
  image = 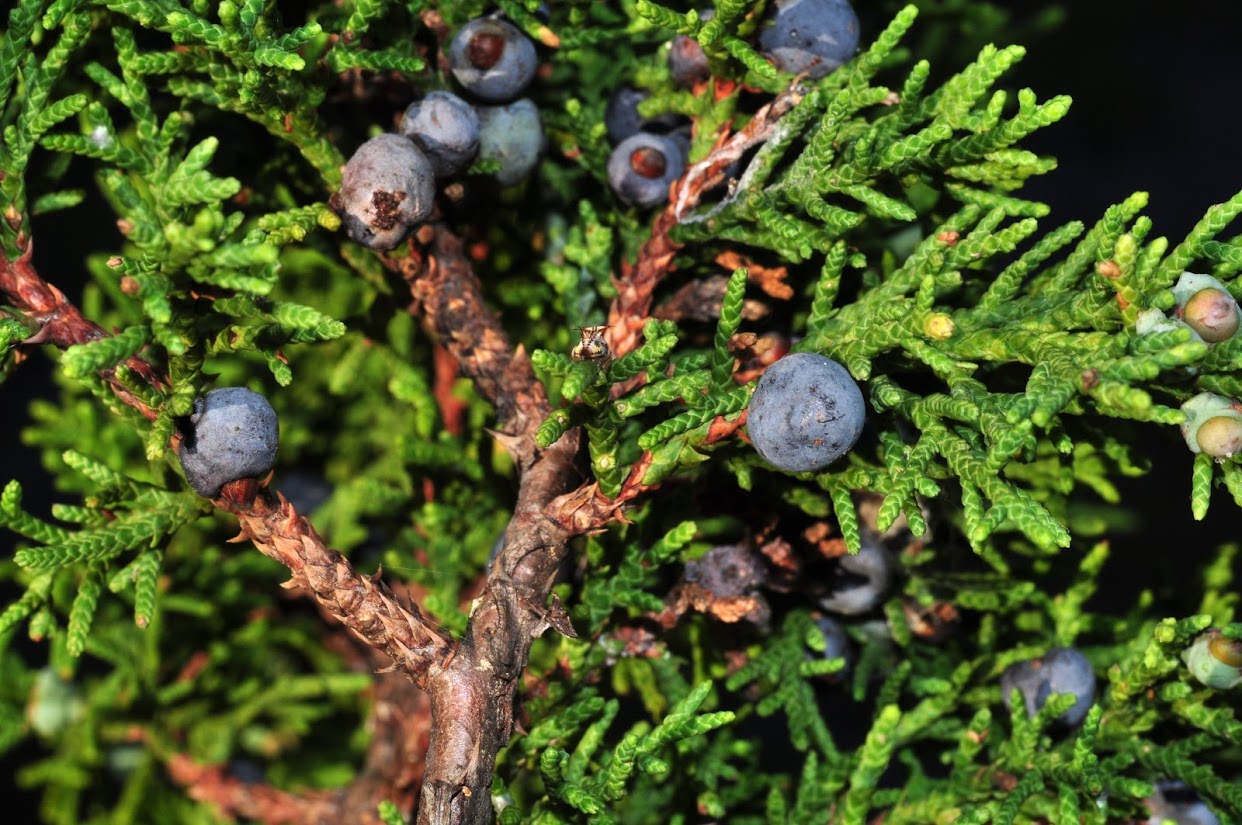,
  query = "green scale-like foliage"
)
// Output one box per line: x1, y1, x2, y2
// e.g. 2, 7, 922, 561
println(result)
1, 1, 1240, 824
